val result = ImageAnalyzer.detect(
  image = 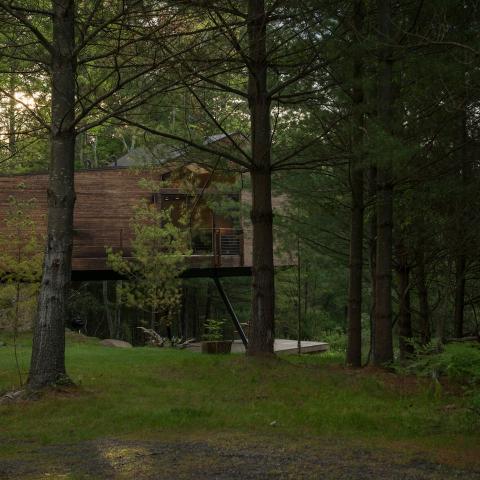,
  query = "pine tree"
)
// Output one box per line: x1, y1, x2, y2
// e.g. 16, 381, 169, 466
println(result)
107, 184, 192, 332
